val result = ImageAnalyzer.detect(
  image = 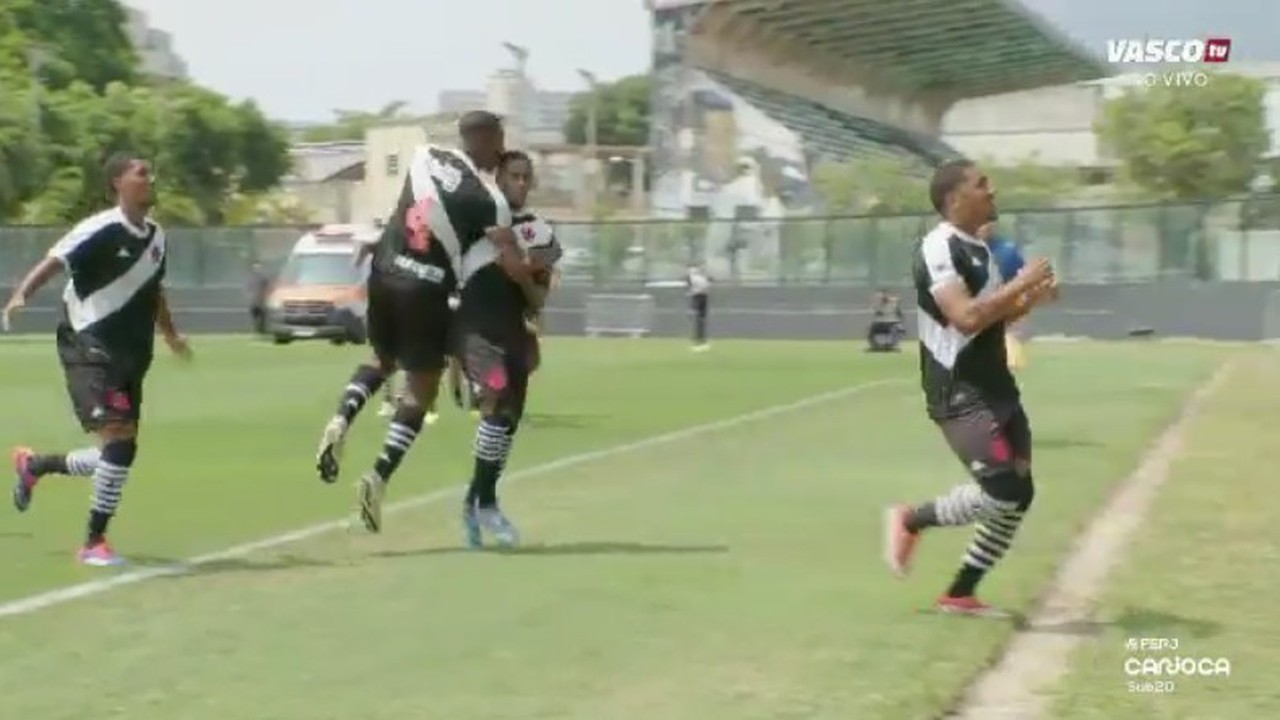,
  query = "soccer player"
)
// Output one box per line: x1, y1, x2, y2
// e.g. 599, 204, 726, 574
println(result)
883, 159, 1056, 616
314, 111, 534, 534
457, 150, 561, 548
4, 152, 190, 566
